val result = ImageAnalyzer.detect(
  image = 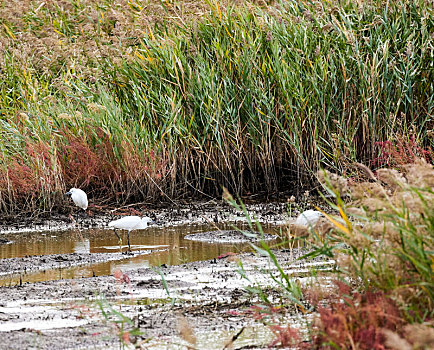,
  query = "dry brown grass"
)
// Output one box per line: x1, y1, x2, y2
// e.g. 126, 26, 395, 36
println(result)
313, 159, 434, 318
300, 159, 433, 349
0, 0, 265, 82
